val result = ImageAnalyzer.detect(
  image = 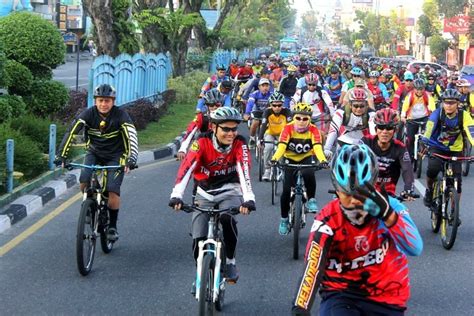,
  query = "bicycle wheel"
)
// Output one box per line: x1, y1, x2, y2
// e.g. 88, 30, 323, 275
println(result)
76, 199, 97, 276
215, 247, 226, 312
271, 167, 277, 205
416, 154, 423, 179
199, 254, 215, 316
258, 147, 264, 182
293, 194, 303, 260
440, 187, 460, 250
99, 207, 114, 254
462, 143, 471, 176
